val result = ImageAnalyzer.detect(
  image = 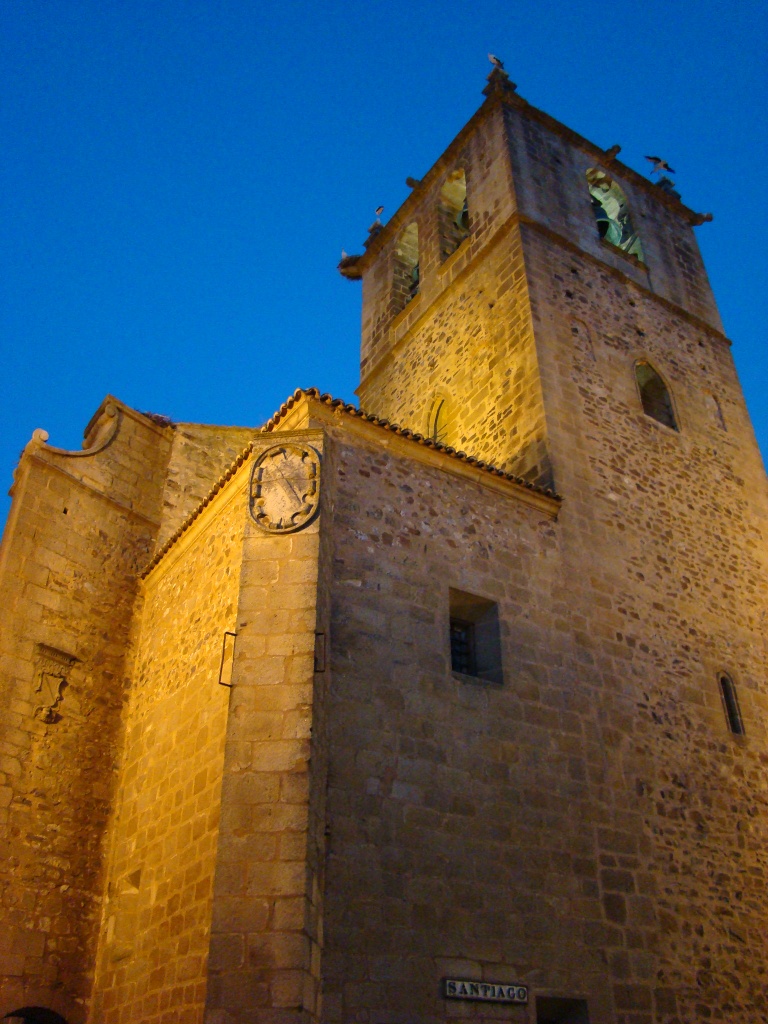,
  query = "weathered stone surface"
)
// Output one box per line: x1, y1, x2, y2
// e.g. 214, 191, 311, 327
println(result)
0, 72, 766, 1024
